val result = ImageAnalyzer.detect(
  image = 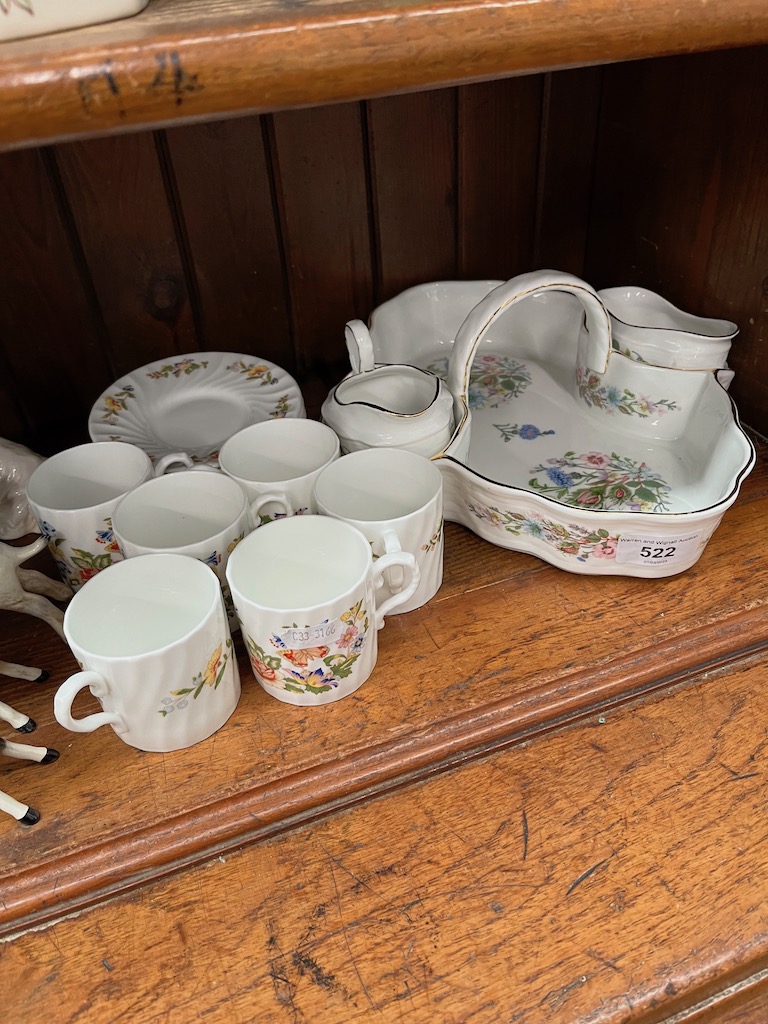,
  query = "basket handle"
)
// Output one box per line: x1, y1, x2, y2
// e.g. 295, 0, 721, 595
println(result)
446, 271, 612, 403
